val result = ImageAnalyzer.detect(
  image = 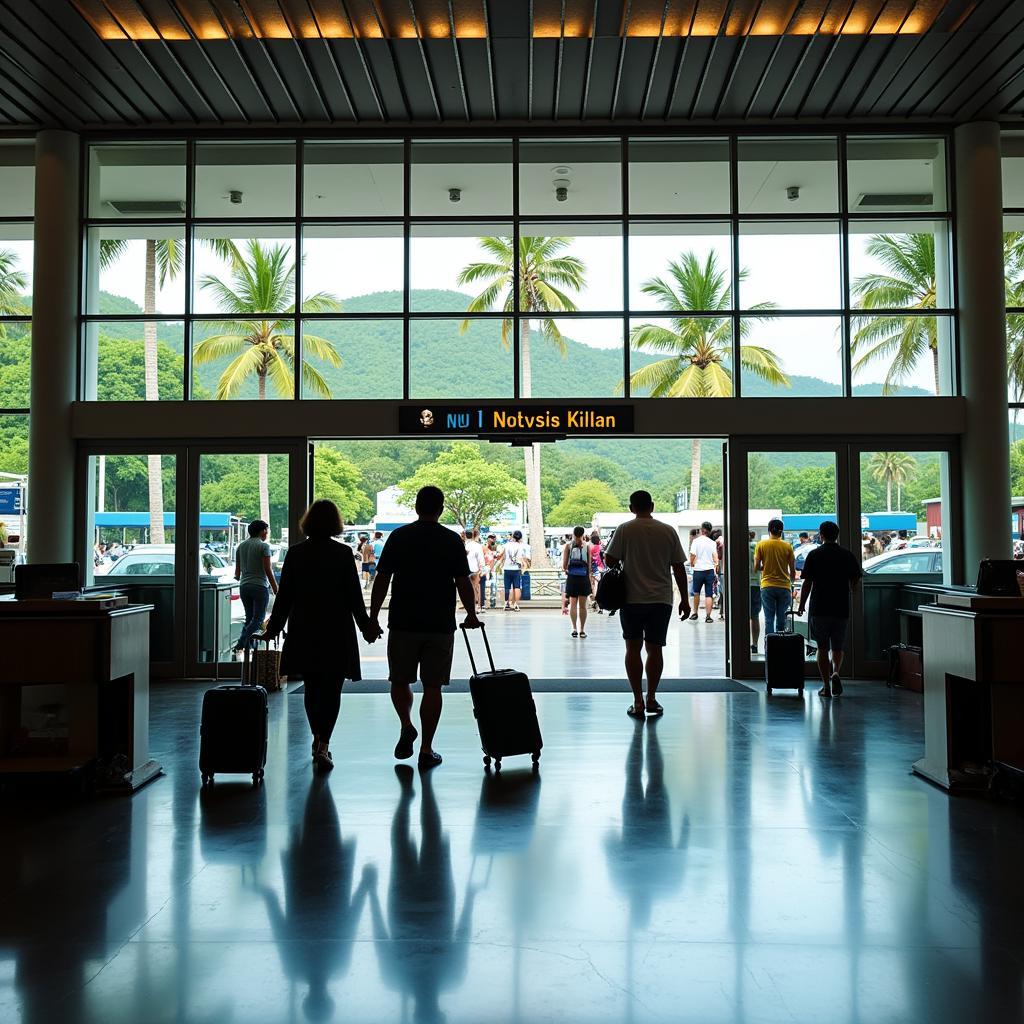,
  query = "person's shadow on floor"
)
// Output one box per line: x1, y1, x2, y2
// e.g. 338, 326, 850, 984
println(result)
257, 775, 372, 1022
367, 766, 479, 1024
